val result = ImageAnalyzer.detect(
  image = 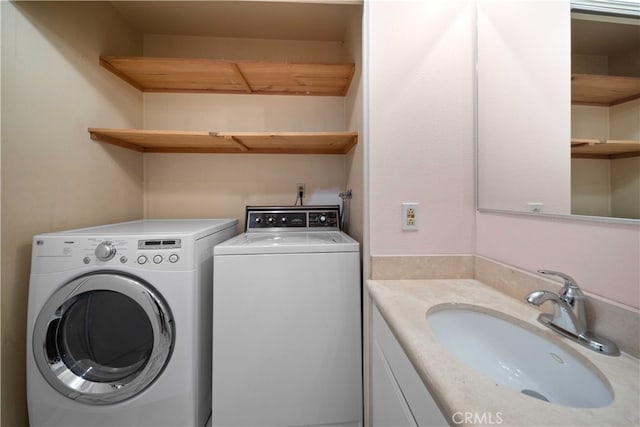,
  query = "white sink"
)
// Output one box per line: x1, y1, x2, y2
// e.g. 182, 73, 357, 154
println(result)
426, 304, 614, 408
